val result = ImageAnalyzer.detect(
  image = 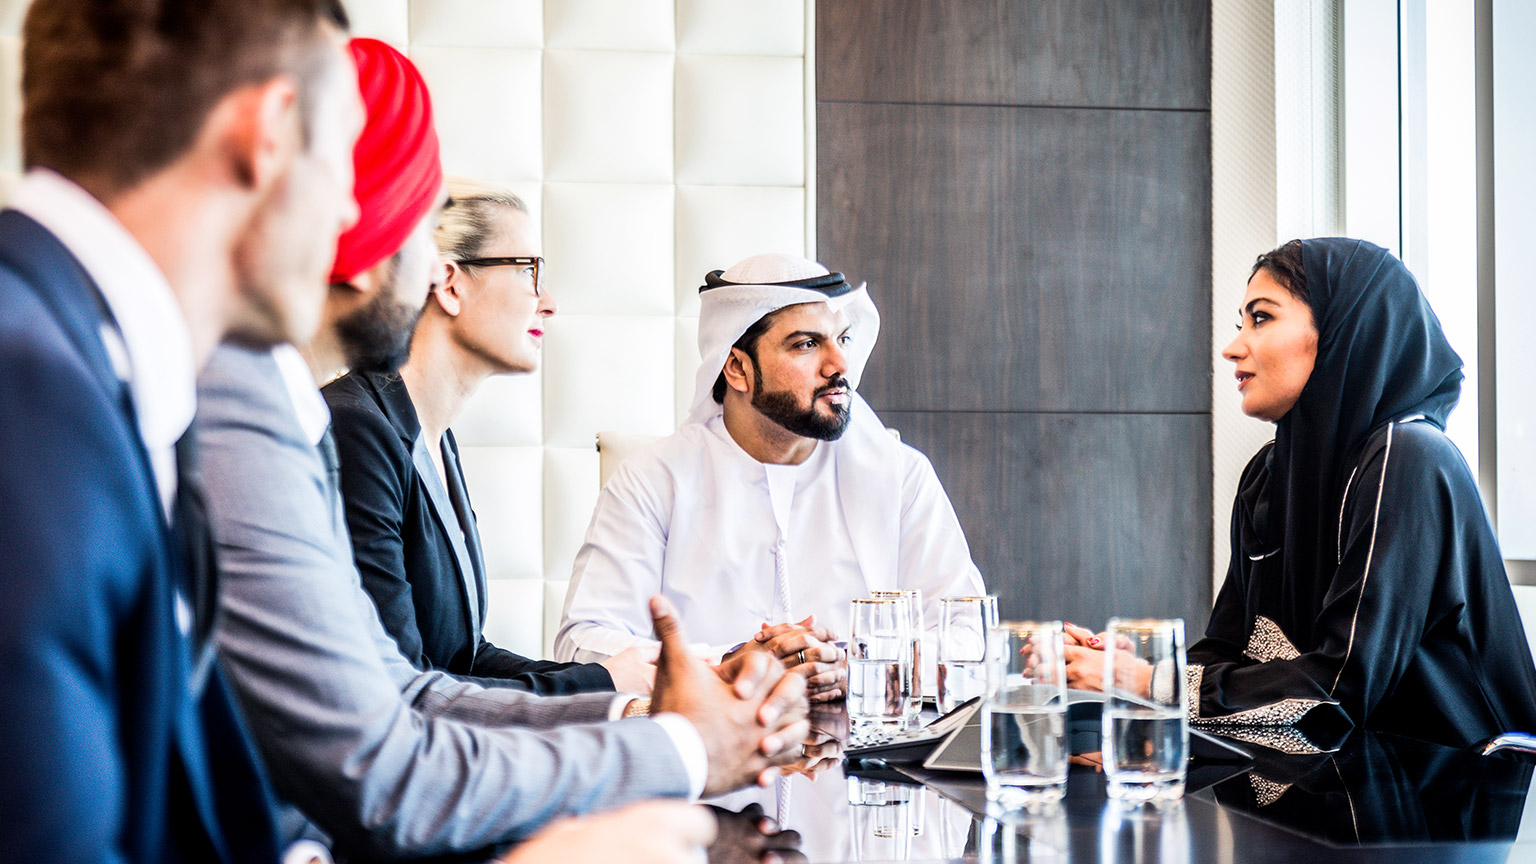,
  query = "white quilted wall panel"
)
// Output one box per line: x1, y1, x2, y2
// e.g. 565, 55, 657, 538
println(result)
542, 51, 674, 183
347, 1, 410, 49
456, 446, 544, 581
0, 0, 813, 662
413, 46, 544, 181
673, 316, 700, 423
675, 55, 805, 186
483, 578, 545, 658
0, 36, 18, 174
542, 580, 572, 659
410, 0, 542, 49
544, 0, 675, 52
542, 315, 676, 446
0, 6, 19, 199
451, 373, 543, 447
541, 182, 674, 315
0, 2, 27, 36
674, 185, 806, 314
542, 448, 601, 581
676, 0, 805, 55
